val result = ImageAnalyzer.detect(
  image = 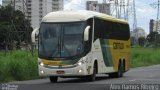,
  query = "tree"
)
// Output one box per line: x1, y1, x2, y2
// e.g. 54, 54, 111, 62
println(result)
146, 32, 158, 43
146, 32, 160, 47
0, 5, 33, 50
131, 36, 135, 46
138, 37, 145, 47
